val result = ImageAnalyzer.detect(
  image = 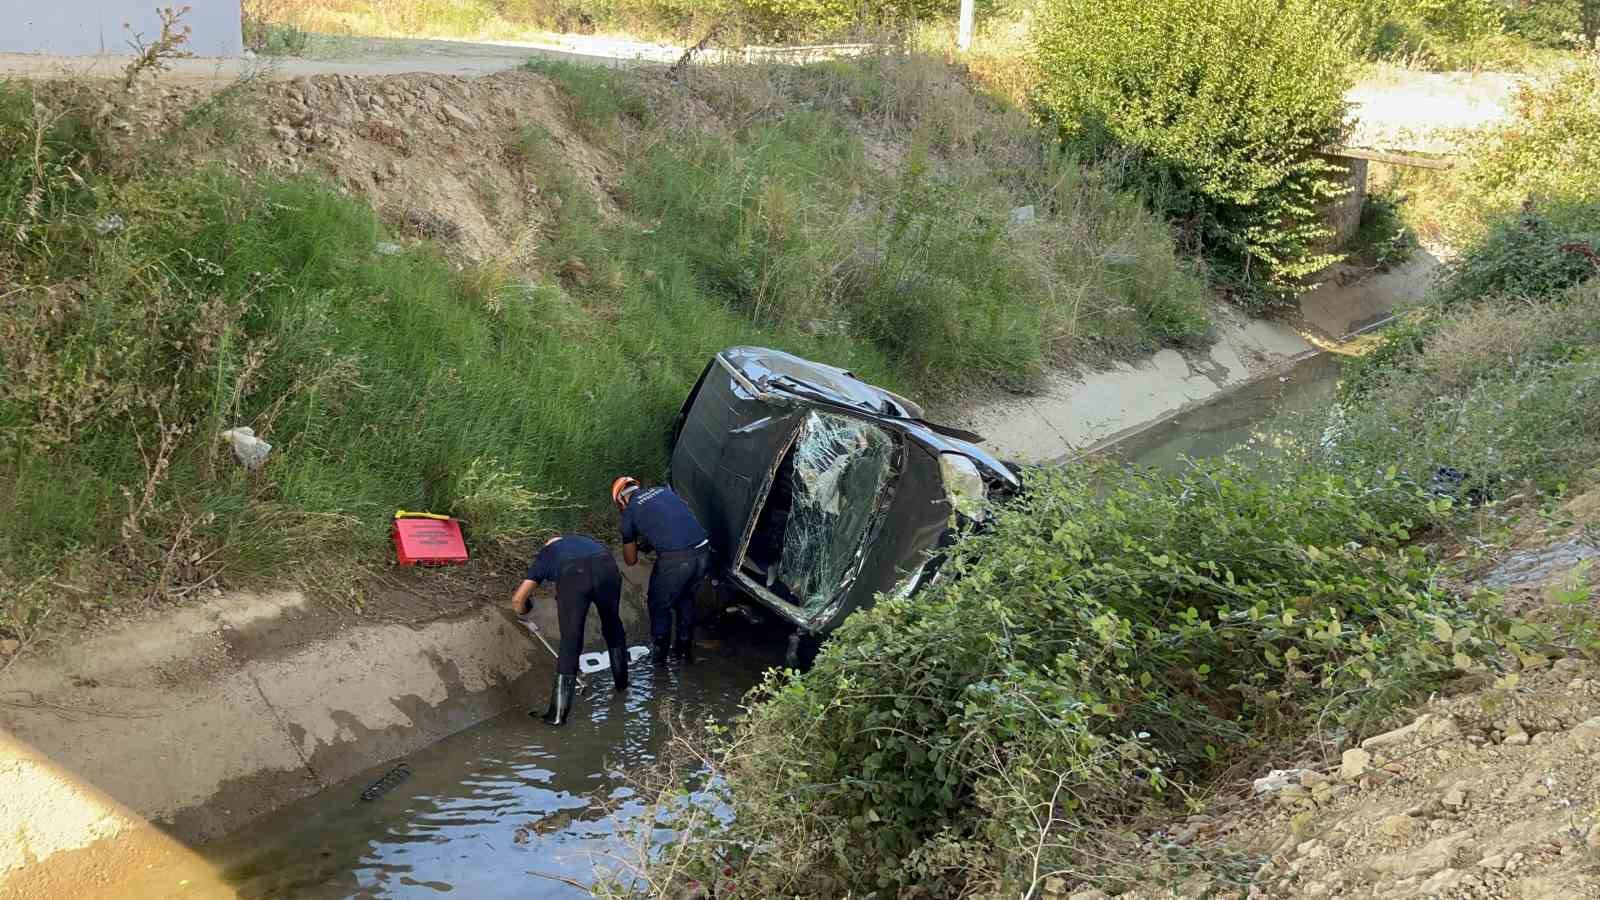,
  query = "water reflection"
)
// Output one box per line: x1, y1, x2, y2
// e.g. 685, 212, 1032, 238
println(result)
204, 640, 784, 899
1109, 354, 1344, 470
